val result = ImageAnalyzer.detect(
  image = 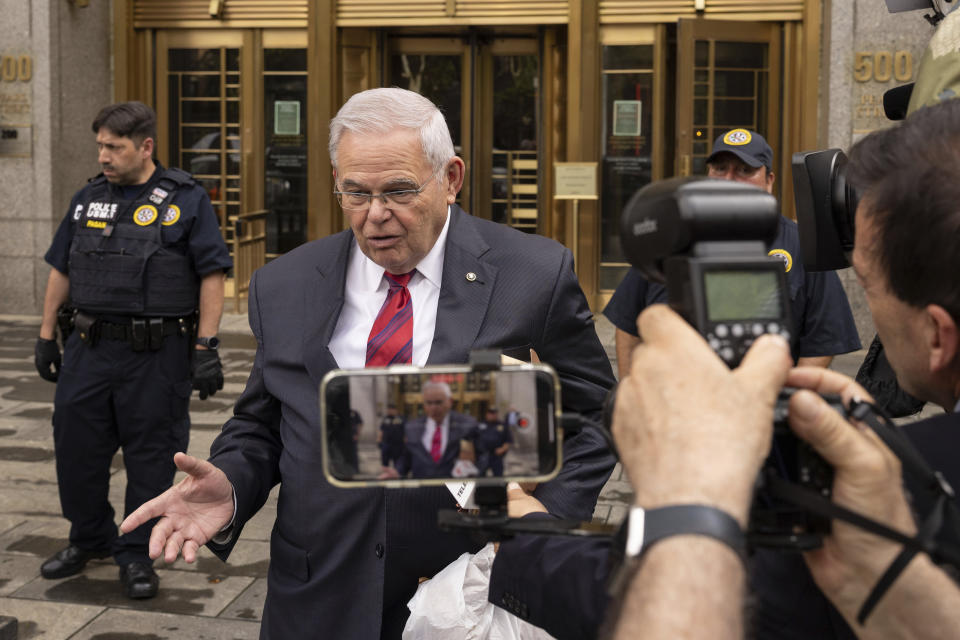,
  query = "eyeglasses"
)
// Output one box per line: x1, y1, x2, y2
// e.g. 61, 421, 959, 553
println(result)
334, 172, 439, 211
